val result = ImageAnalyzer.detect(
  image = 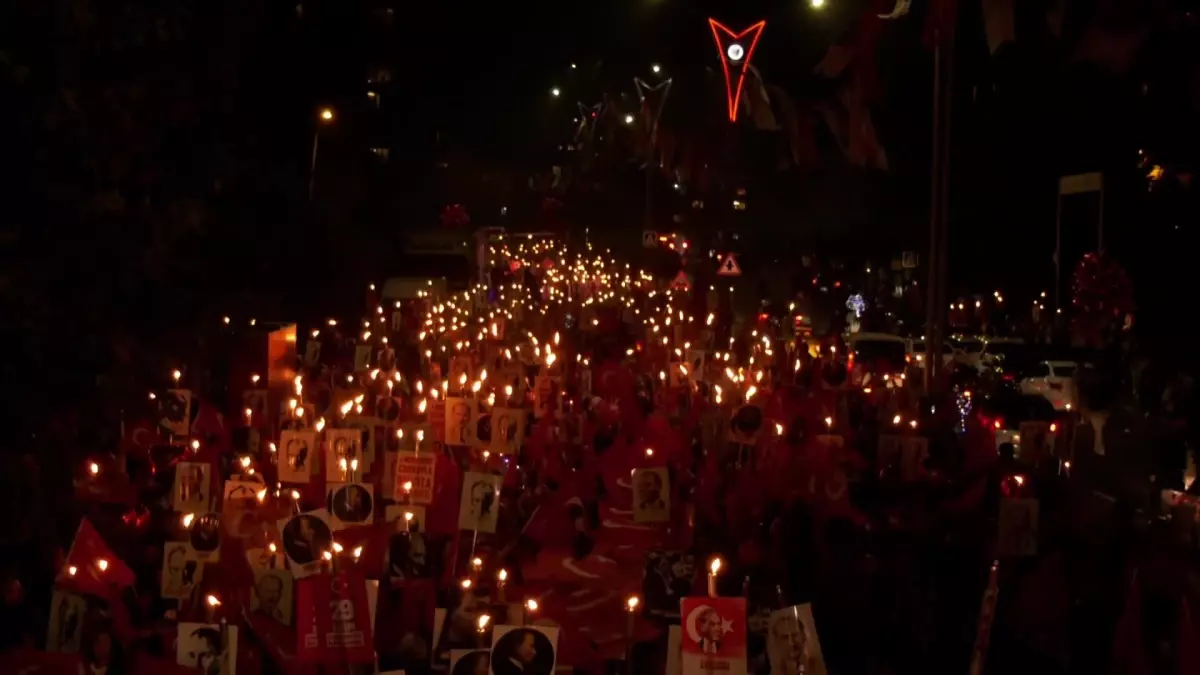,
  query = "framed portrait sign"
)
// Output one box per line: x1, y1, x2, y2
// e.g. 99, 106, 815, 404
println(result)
161, 541, 204, 600
451, 649, 491, 675
176, 622, 238, 675
278, 510, 334, 579
278, 431, 317, 484
632, 467, 670, 524
325, 428, 364, 482
489, 408, 524, 455
190, 513, 222, 563
296, 570, 375, 665
680, 597, 747, 675
489, 624, 559, 675
46, 590, 87, 654
326, 482, 375, 530
173, 461, 213, 514
728, 405, 763, 445
251, 568, 294, 626
458, 471, 502, 534
445, 397, 477, 447
159, 388, 192, 438
767, 604, 827, 675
